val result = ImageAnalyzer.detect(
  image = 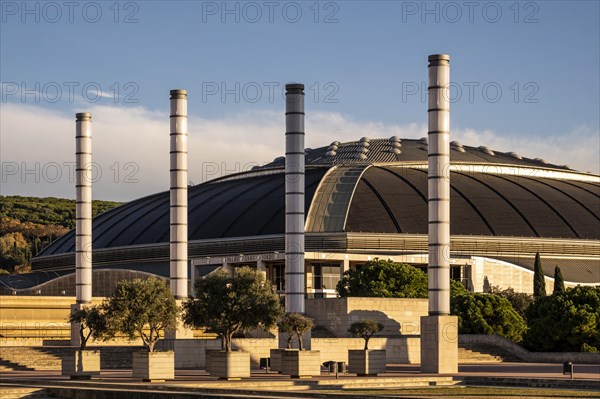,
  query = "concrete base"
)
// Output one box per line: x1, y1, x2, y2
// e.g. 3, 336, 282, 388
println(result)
280, 350, 321, 378
61, 350, 100, 379
207, 351, 250, 380
69, 303, 83, 348
269, 349, 285, 373
278, 330, 312, 351
420, 315, 458, 374
348, 349, 386, 376
132, 351, 175, 382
